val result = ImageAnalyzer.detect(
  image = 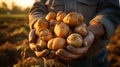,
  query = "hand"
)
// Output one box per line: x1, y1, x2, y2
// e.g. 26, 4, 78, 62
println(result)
88, 19, 105, 39
56, 31, 94, 60
29, 29, 56, 59
34, 49, 56, 59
